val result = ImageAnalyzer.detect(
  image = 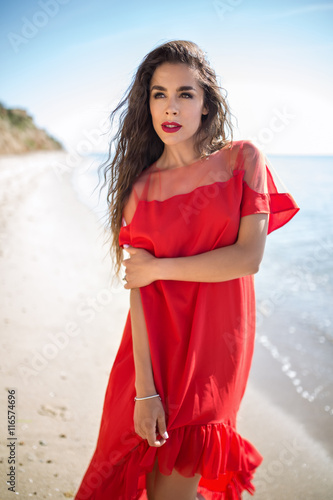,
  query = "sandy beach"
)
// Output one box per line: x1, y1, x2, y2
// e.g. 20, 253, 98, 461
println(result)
0, 152, 332, 499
